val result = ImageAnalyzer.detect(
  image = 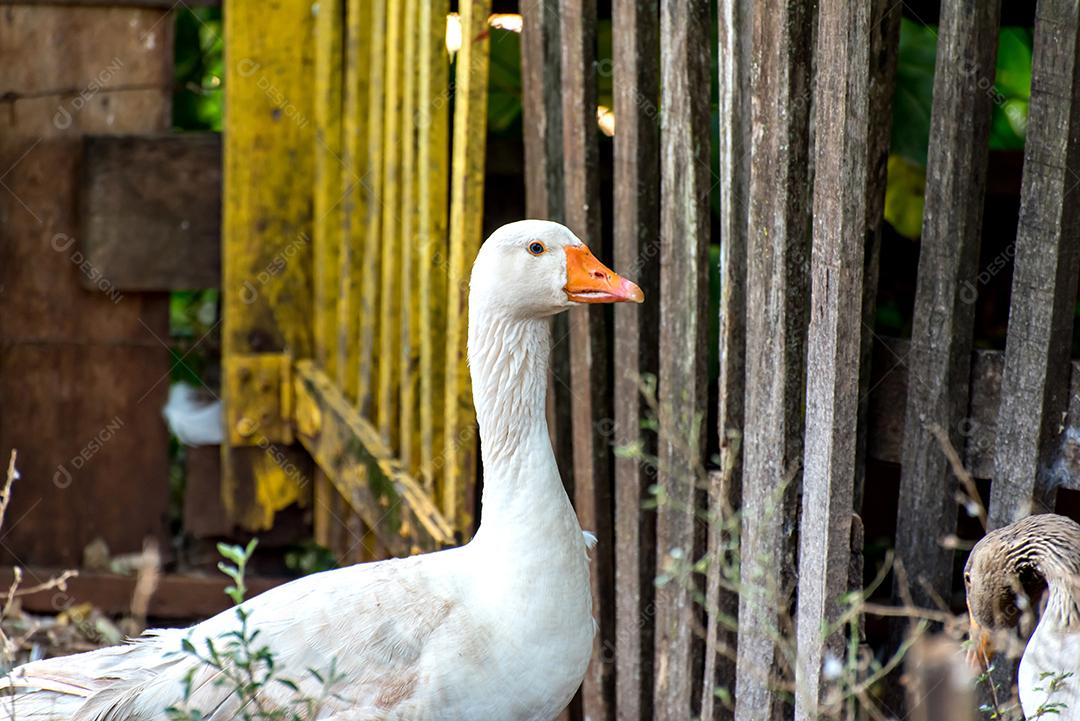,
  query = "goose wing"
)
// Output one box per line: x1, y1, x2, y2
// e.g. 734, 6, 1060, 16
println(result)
0, 552, 469, 720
